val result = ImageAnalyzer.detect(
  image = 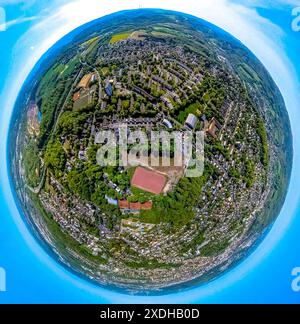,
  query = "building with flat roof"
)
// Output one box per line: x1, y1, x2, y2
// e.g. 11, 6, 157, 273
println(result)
105, 83, 113, 96
163, 119, 173, 129
185, 113, 198, 129
78, 73, 93, 89
131, 167, 166, 195
205, 117, 221, 139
